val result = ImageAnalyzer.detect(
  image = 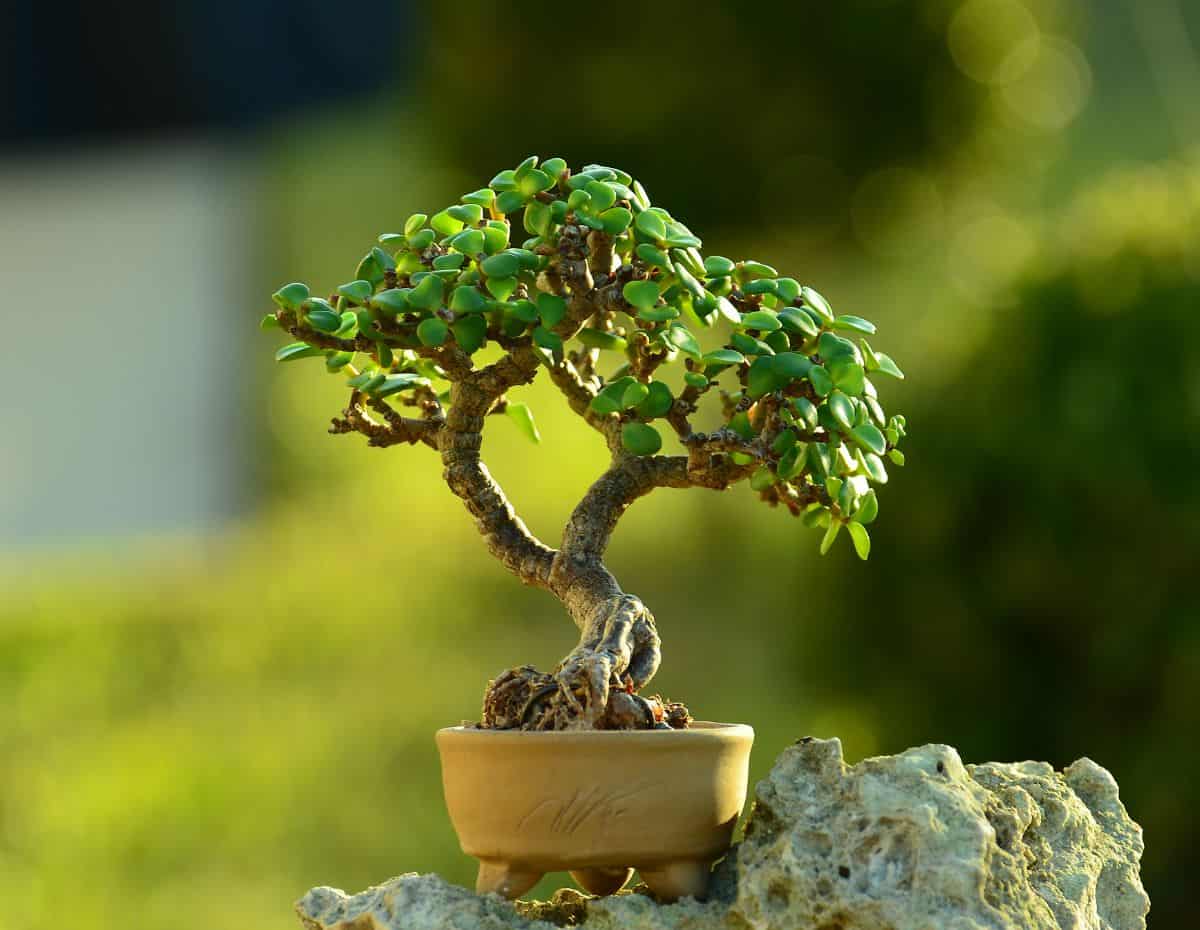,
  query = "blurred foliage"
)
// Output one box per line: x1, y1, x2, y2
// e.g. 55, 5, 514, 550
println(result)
801, 154, 1200, 927
423, 3, 991, 239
